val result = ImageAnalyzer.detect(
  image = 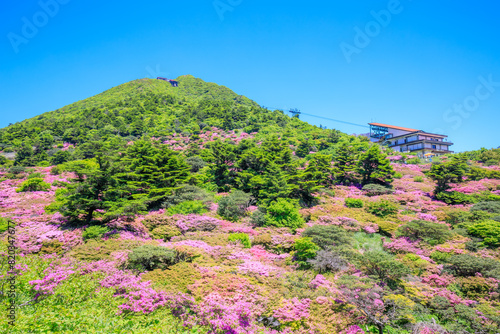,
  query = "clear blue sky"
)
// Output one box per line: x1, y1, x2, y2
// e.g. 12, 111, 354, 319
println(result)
1, 0, 499, 152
